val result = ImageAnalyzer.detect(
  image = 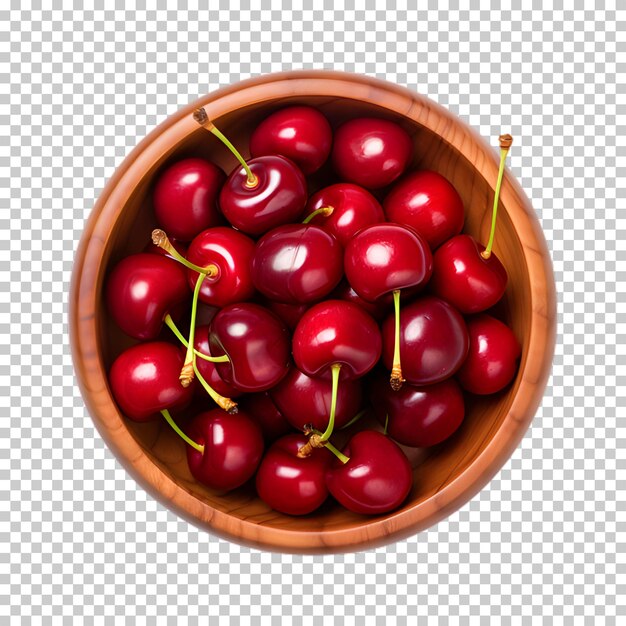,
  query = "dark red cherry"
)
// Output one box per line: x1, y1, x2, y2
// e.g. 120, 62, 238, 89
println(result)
109, 342, 194, 422
326, 430, 412, 515
262, 299, 309, 331
251, 224, 343, 304
250, 106, 332, 175
153, 158, 225, 241
219, 155, 307, 236
186, 227, 256, 308
430, 234, 508, 314
383, 170, 464, 249
106, 253, 189, 340
256, 434, 331, 515
304, 183, 385, 246
292, 300, 381, 381
186, 409, 264, 492
369, 373, 465, 447
331, 280, 392, 321
457, 314, 522, 394
209, 303, 291, 392
381, 296, 469, 385
193, 325, 242, 399
270, 367, 363, 432
238, 392, 294, 443
332, 118, 412, 189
